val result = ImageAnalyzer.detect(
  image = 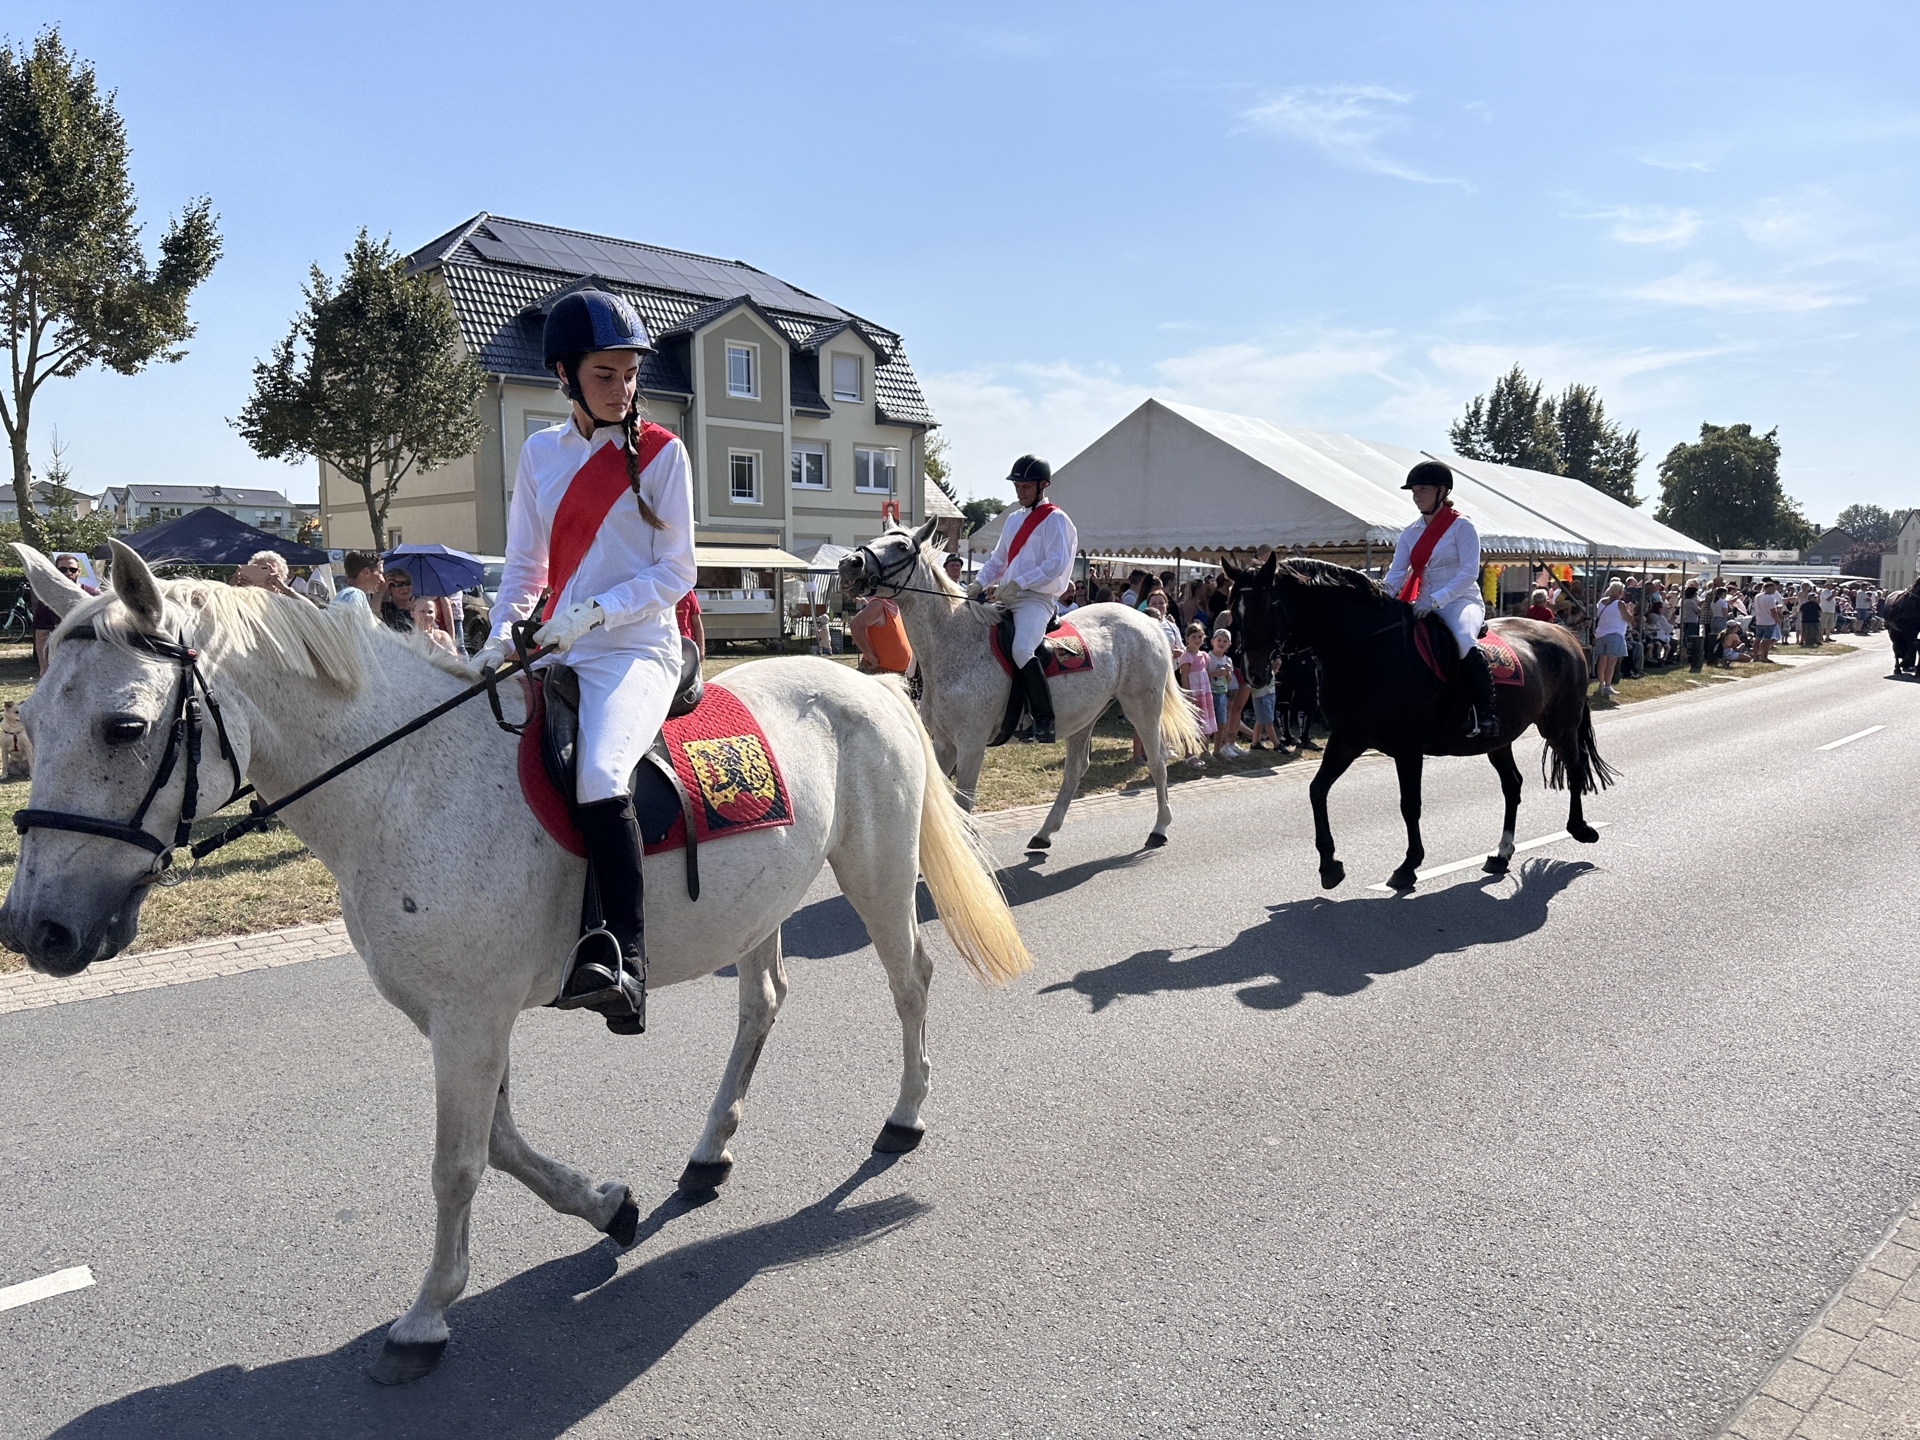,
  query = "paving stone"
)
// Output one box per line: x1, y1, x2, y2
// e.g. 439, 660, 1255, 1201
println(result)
1792, 1396, 1872, 1439
1826, 1361, 1901, 1411
1877, 1300, 1920, 1342
1846, 1269, 1904, 1308
1764, 1358, 1837, 1410
1795, 1326, 1862, 1374
1826, 1298, 1885, 1341
1730, 1394, 1809, 1440
1869, 1243, 1920, 1282
1853, 1329, 1920, 1379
